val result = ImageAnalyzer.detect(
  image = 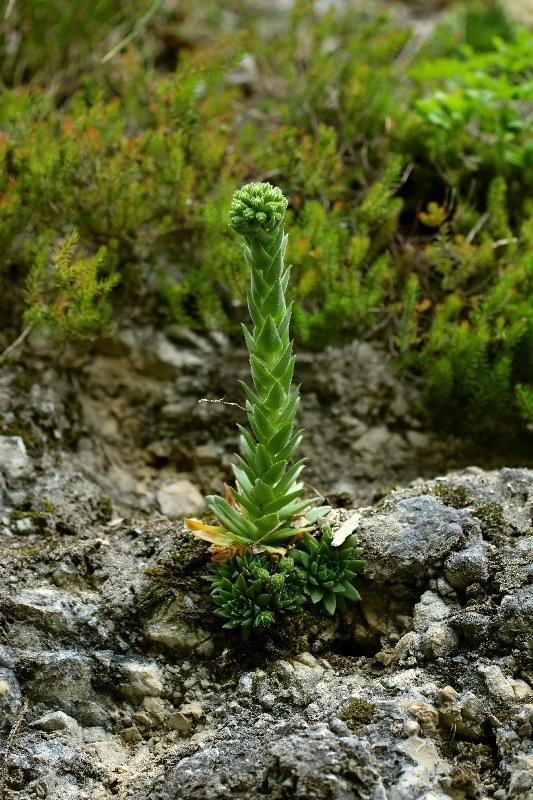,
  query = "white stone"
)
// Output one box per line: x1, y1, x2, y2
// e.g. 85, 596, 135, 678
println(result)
413, 591, 452, 634
478, 665, 516, 703
167, 711, 192, 731
0, 436, 29, 478
179, 701, 204, 721
118, 660, 163, 701
156, 480, 205, 519
33, 711, 80, 735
